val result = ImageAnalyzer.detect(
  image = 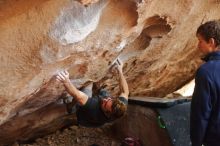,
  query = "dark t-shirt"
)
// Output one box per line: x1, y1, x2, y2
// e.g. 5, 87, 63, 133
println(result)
76, 97, 110, 127
76, 96, 127, 127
